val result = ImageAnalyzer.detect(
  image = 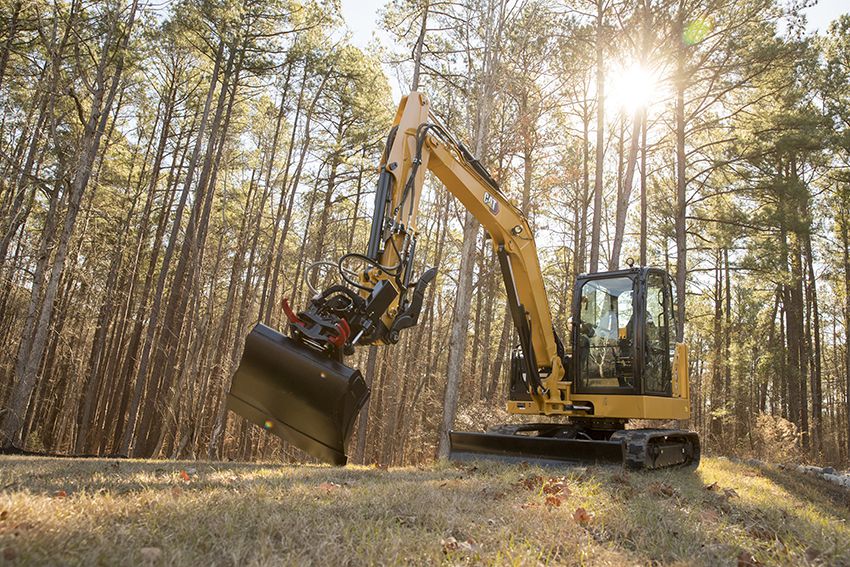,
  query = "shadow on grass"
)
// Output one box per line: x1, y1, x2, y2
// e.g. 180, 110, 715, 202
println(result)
755, 463, 850, 515
599, 461, 850, 566
0, 455, 482, 497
